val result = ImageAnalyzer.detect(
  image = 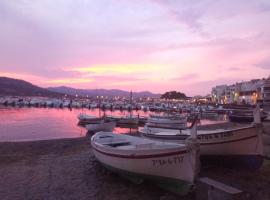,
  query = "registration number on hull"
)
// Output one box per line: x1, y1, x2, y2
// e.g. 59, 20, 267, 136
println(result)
152, 156, 184, 167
